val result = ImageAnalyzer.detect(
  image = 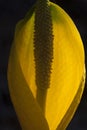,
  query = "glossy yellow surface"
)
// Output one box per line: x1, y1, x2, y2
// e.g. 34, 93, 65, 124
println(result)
8, 2, 86, 130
